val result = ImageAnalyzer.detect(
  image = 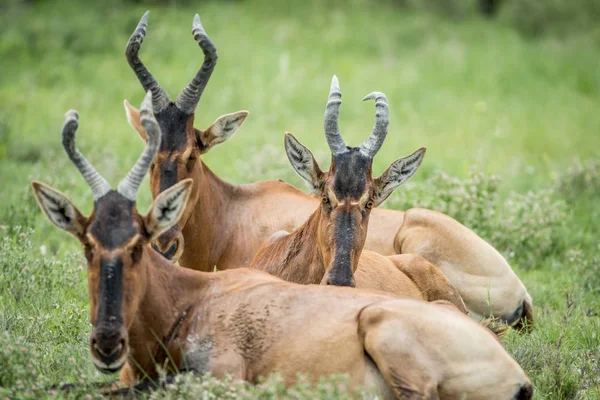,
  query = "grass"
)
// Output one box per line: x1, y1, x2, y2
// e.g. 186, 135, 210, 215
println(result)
0, 0, 599, 398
